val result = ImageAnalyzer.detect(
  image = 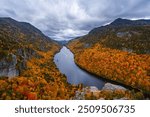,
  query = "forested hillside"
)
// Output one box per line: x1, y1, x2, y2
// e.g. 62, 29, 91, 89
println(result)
0, 18, 80, 99
68, 18, 150, 96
